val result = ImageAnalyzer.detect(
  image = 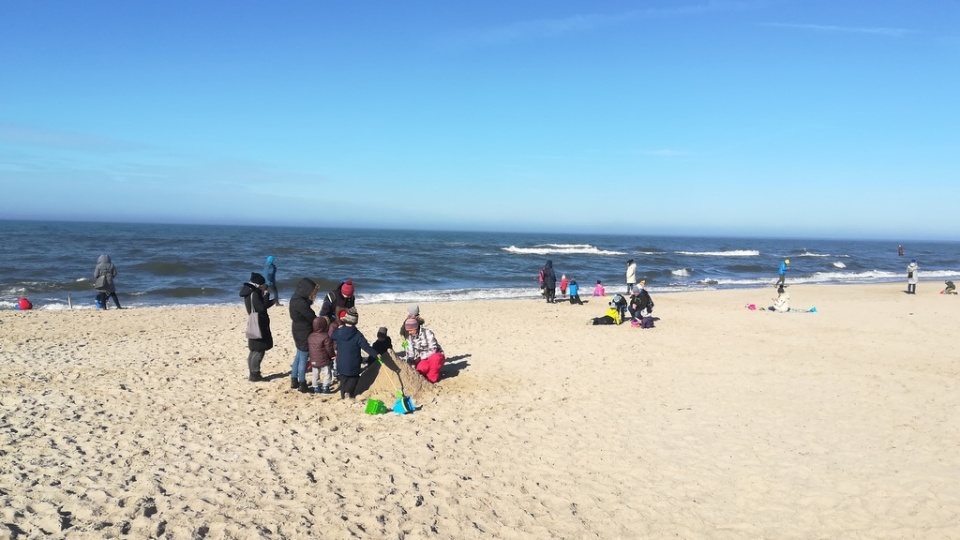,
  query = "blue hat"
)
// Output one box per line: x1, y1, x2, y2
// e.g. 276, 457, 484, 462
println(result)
266, 256, 274, 263
911, 258, 916, 262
